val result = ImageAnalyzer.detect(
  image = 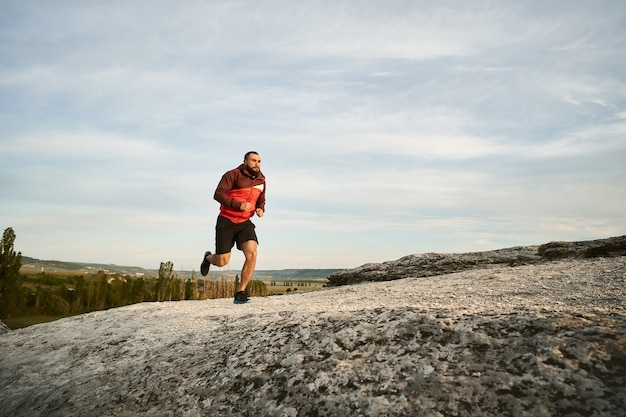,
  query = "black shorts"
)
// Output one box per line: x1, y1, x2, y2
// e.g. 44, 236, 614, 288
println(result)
215, 216, 258, 254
